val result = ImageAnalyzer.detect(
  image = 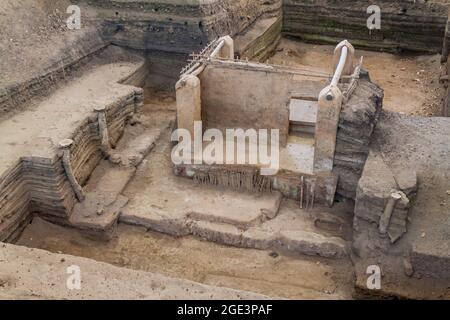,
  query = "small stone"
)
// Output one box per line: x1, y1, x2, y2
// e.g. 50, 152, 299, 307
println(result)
446, 190, 450, 196
393, 168, 417, 196
421, 232, 426, 238
109, 153, 122, 165
58, 139, 74, 149
269, 251, 279, 258
96, 208, 105, 216
93, 105, 106, 113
